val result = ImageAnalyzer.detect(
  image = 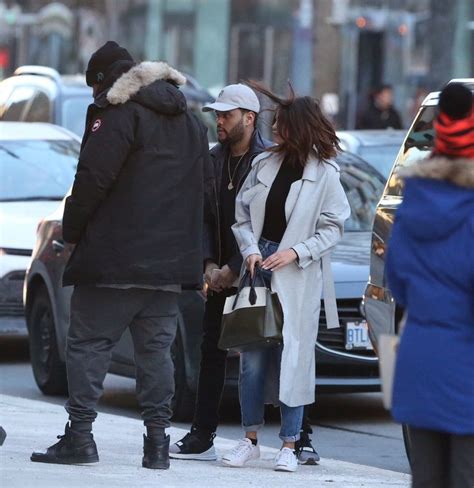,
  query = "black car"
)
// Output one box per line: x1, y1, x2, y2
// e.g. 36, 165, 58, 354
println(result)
0, 65, 217, 141
25, 151, 385, 420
